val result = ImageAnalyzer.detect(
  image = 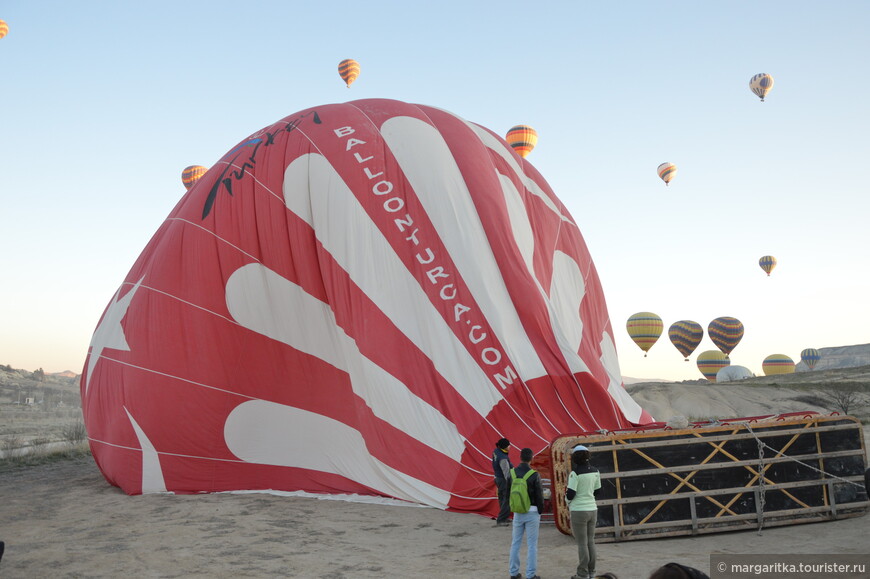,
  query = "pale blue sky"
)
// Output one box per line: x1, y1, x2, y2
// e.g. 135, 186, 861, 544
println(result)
1, 1, 868, 381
